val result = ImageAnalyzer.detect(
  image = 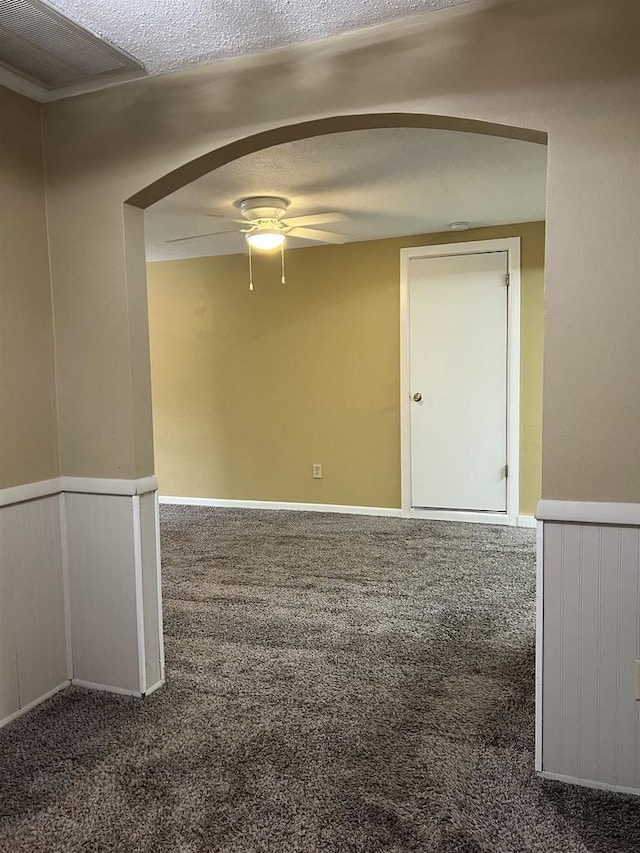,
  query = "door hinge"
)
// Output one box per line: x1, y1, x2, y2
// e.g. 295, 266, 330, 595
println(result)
505, 273, 510, 287
504, 464, 509, 478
